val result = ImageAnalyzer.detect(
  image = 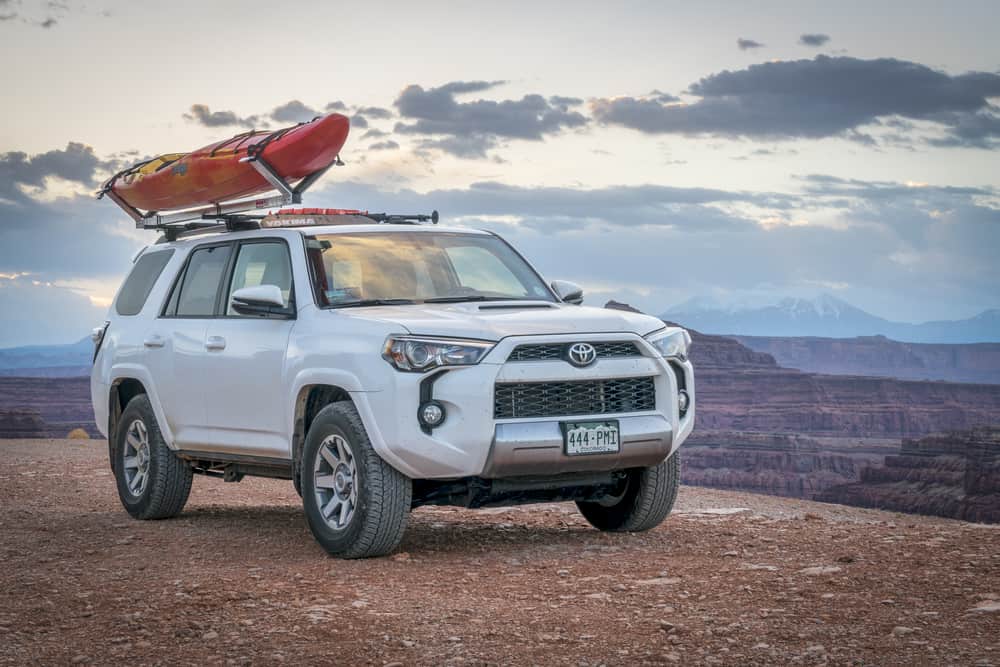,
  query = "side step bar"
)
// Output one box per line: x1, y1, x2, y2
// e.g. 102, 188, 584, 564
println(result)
175, 450, 293, 482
